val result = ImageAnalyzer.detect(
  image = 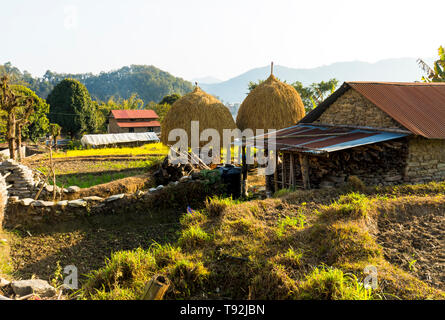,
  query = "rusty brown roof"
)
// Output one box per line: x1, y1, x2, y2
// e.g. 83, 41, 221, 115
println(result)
300, 81, 445, 139
254, 124, 408, 154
